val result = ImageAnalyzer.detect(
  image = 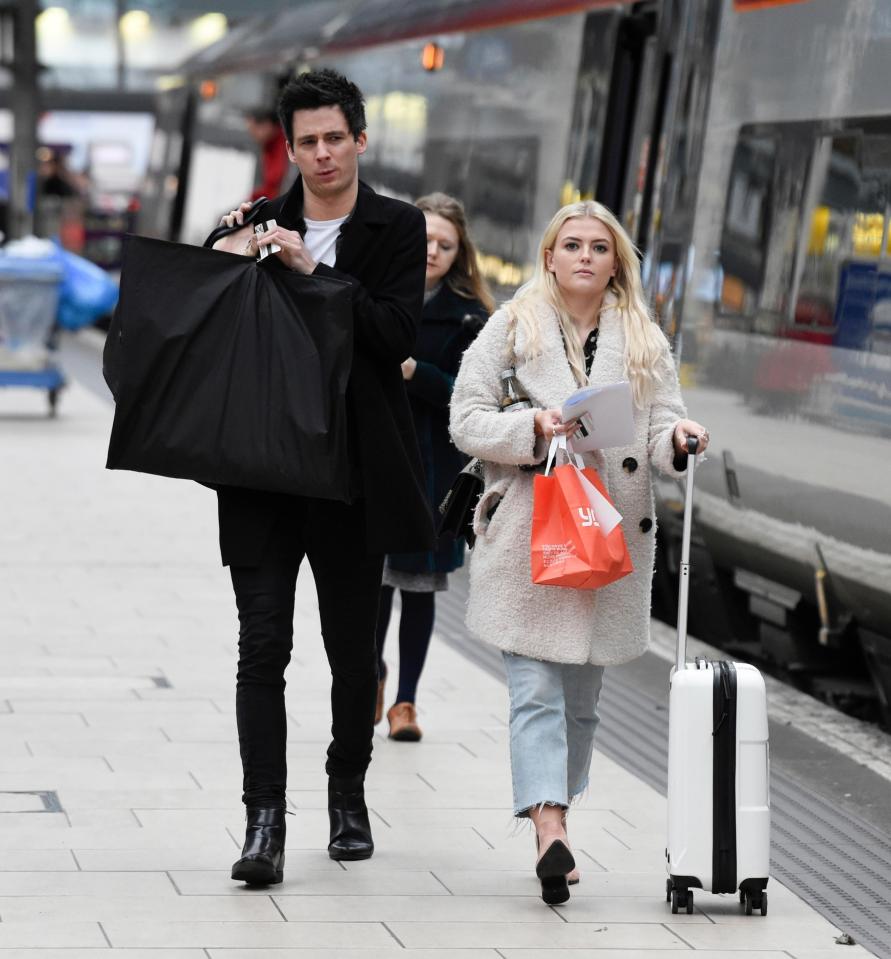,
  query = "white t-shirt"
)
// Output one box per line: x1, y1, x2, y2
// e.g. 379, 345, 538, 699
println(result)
304, 214, 348, 268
